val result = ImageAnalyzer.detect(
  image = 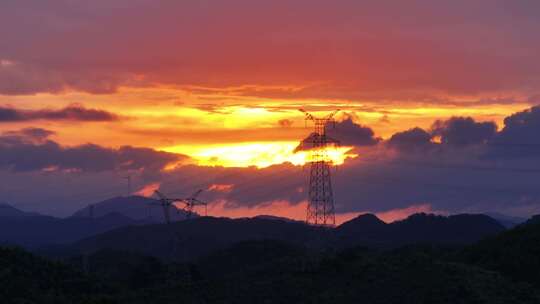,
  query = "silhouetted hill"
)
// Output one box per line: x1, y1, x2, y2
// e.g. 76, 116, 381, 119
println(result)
181, 244, 538, 304
71, 195, 192, 223
195, 239, 310, 278
525, 214, 540, 225
0, 212, 143, 247
66, 249, 173, 289
76, 242, 539, 303
71, 216, 323, 261
336, 213, 505, 248
253, 214, 304, 223
0, 195, 197, 248
0, 247, 101, 303
0, 203, 41, 217
4, 238, 540, 303
62, 213, 506, 261
459, 216, 540, 288
483, 212, 527, 228
337, 213, 386, 233
391, 213, 505, 244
